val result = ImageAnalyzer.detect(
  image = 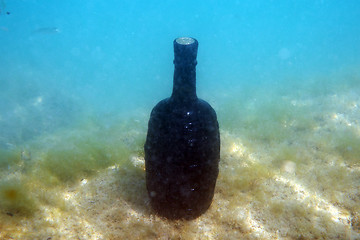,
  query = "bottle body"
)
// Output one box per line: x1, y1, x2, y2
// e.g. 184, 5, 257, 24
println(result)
144, 37, 220, 219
